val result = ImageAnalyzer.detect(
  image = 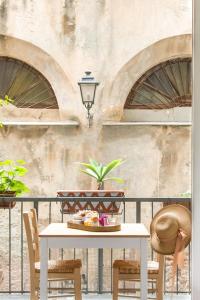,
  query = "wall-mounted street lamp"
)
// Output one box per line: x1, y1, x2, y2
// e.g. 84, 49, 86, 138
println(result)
78, 71, 99, 127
